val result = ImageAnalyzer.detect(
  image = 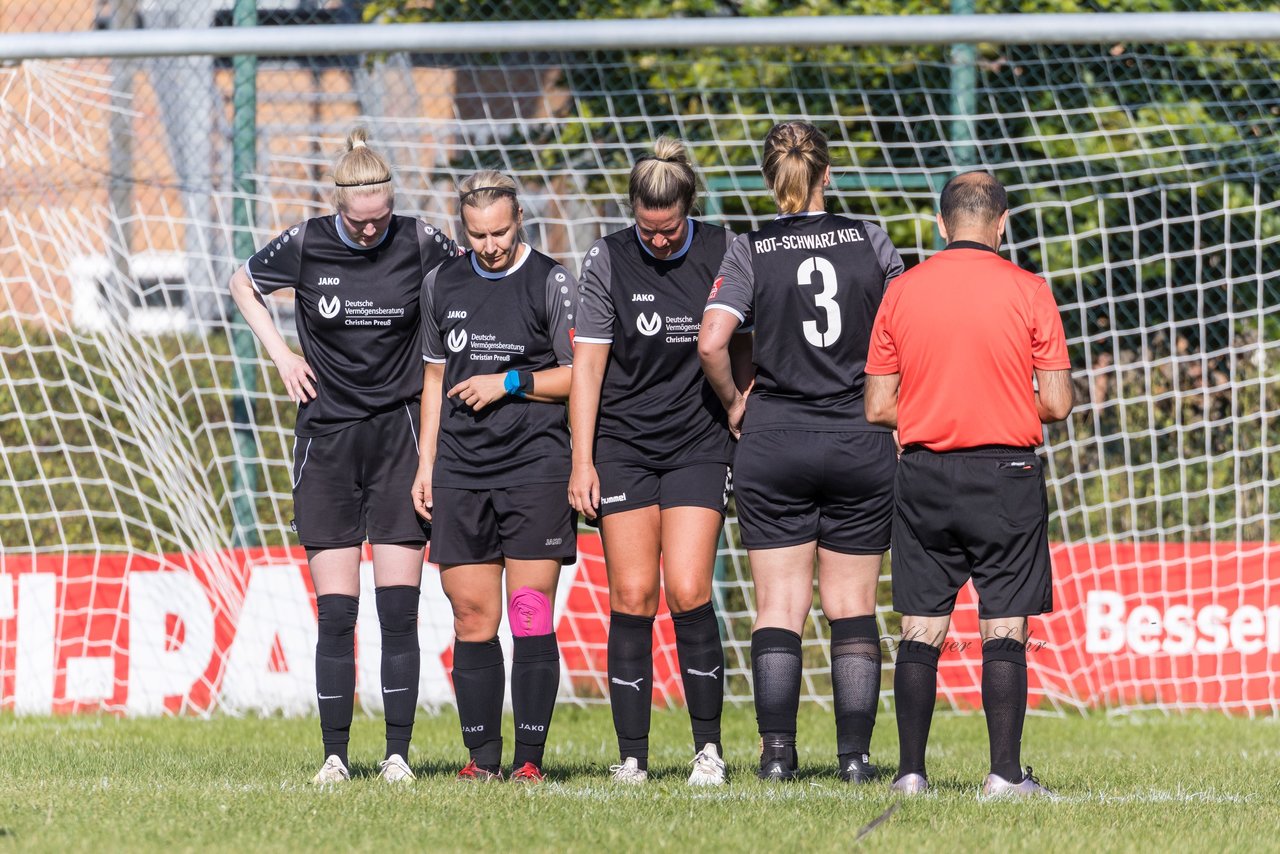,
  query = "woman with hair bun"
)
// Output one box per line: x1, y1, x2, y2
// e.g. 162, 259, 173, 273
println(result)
230, 127, 460, 785
570, 137, 749, 786
413, 170, 578, 784
698, 121, 904, 784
